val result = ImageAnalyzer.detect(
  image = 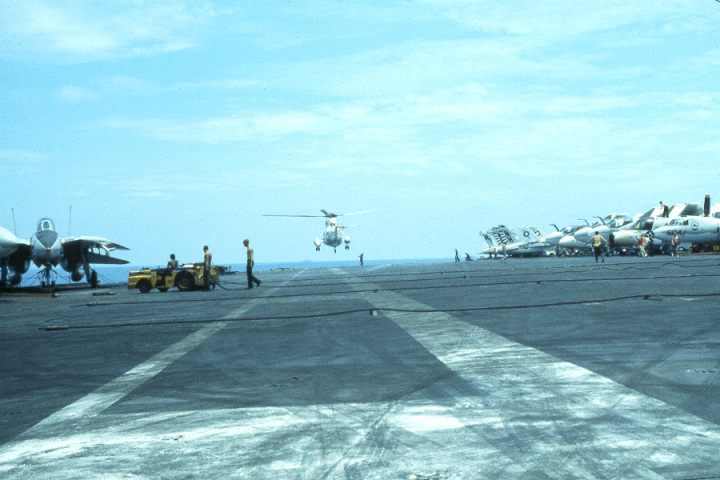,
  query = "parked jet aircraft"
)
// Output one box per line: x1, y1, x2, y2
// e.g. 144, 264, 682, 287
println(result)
572, 213, 634, 245
0, 218, 129, 287
558, 224, 592, 252
481, 226, 555, 257
653, 198, 720, 245
613, 203, 702, 249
